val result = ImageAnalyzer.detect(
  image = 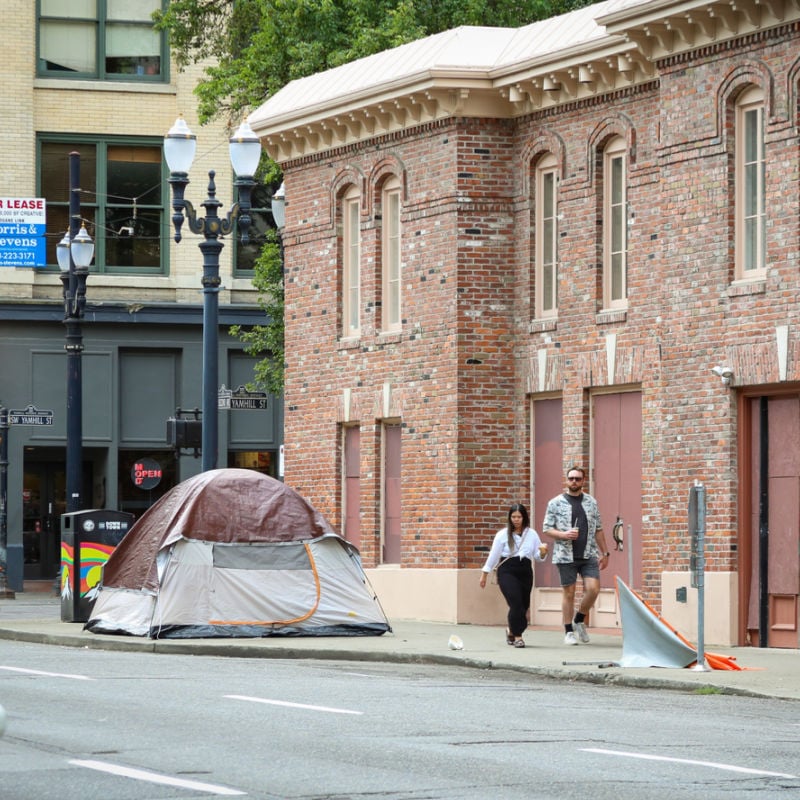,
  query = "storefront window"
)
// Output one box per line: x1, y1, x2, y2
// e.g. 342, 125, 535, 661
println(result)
117, 451, 176, 520
228, 450, 276, 478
